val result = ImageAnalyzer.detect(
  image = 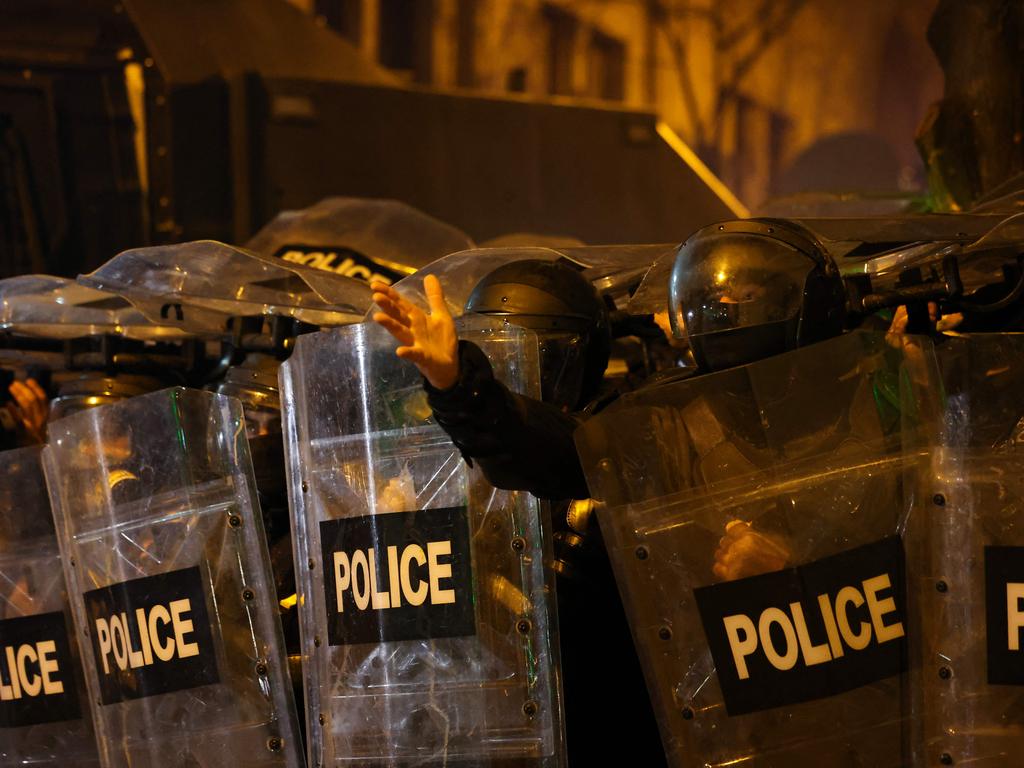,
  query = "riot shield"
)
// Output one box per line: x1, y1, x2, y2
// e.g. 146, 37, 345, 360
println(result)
80, 240, 371, 336
388, 244, 670, 317
385, 247, 565, 315
280, 319, 564, 766
42, 388, 302, 767
245, 197, 475, 283
0, 275, 187, 341
909, 333, 1024, 766
575, 330, 942, 767
0, 446, 100, 766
